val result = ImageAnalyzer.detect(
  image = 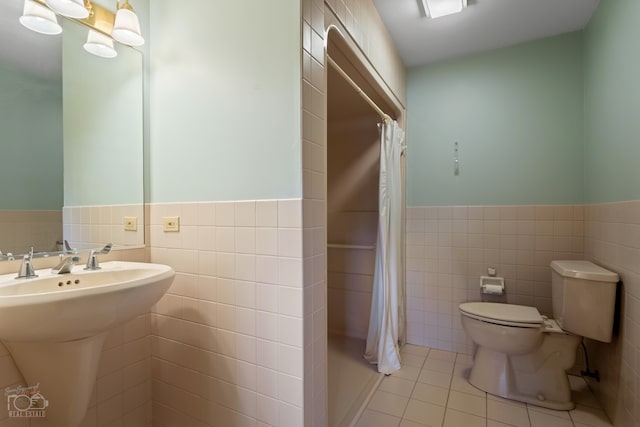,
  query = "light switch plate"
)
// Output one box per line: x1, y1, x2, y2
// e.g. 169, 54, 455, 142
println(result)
163, 216, 180, 232
123, 216, 137, 231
